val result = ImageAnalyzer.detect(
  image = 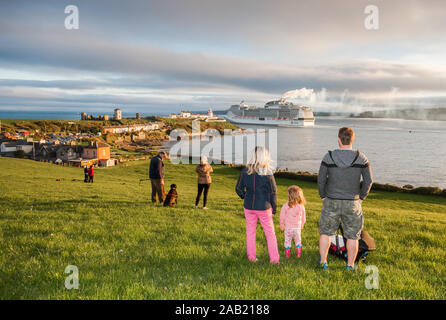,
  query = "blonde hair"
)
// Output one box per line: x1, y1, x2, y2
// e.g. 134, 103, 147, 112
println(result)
200, 156, 208, 165
247, 146, 273, 175
288, 185, 306, 207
